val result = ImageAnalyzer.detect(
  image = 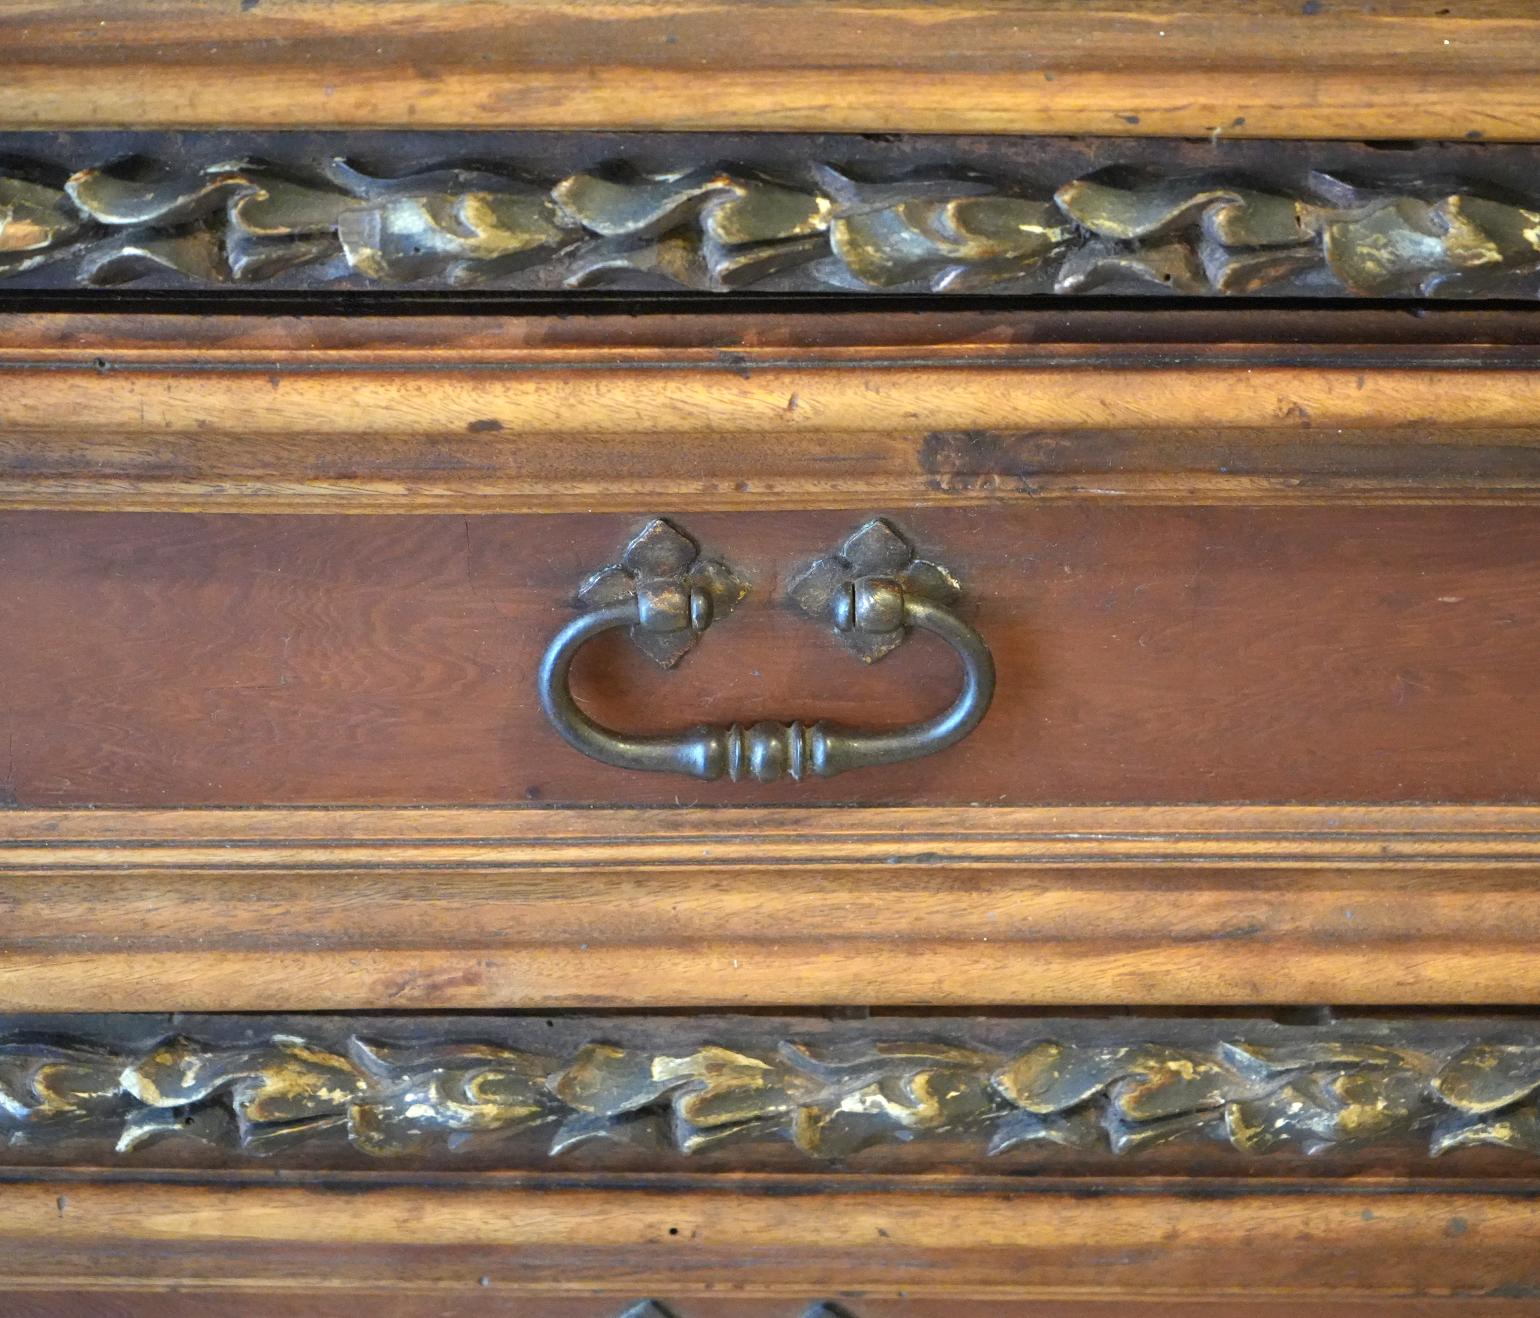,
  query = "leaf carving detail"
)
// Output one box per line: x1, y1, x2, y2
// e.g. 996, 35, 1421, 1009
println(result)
6, 1027, 1540, 1162
3, 154, 1538, 296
